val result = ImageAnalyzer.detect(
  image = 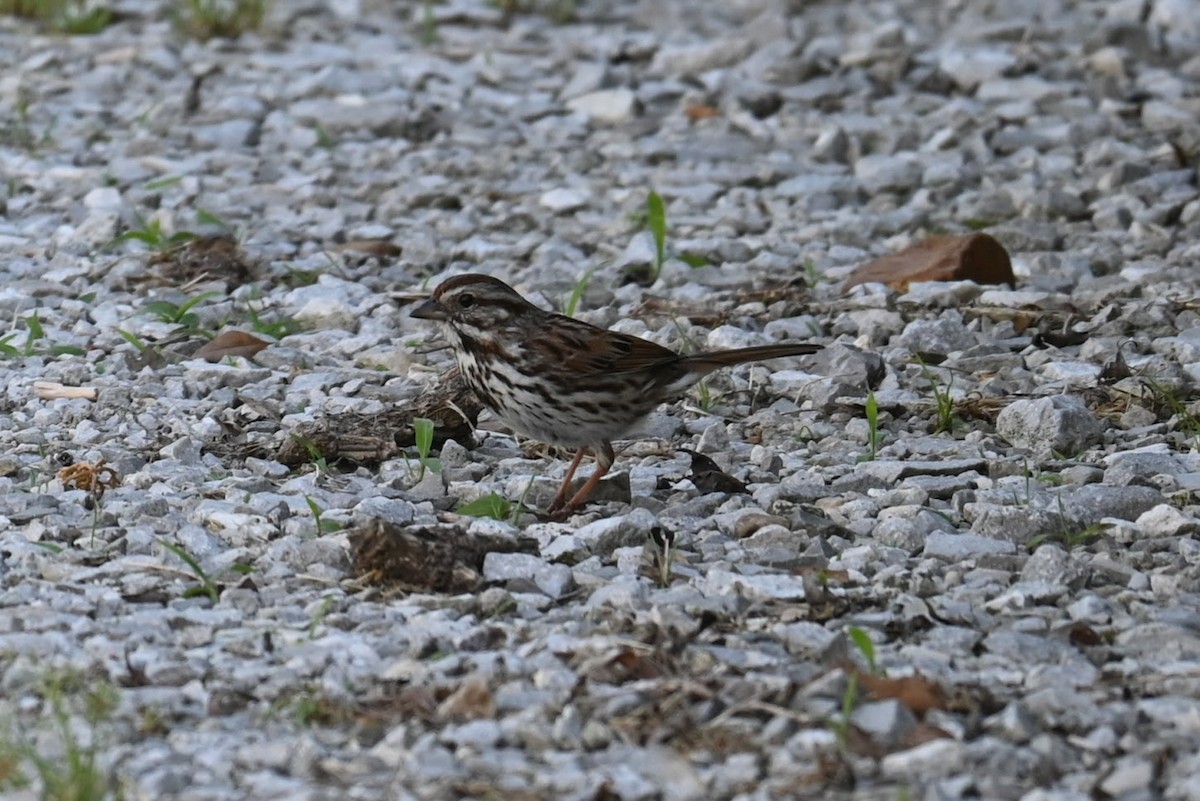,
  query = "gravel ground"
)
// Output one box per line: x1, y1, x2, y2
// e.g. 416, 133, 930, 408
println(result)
3, 0, 1200, 799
